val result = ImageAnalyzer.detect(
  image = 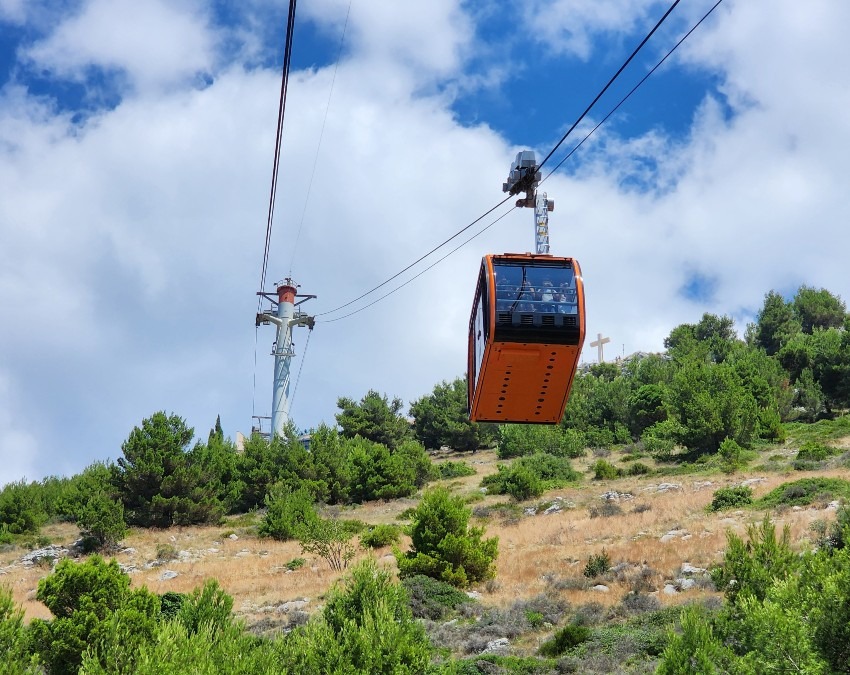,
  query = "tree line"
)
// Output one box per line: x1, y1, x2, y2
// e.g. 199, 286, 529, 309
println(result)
3, 284, 850, 547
